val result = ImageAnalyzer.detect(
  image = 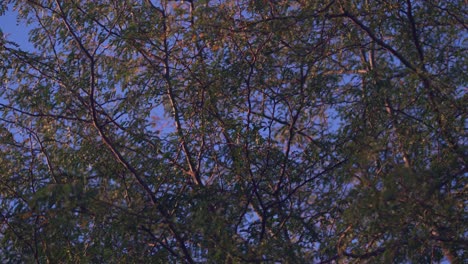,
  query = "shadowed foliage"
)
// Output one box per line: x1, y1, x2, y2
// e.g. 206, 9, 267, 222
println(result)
0, 0, 466, 262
